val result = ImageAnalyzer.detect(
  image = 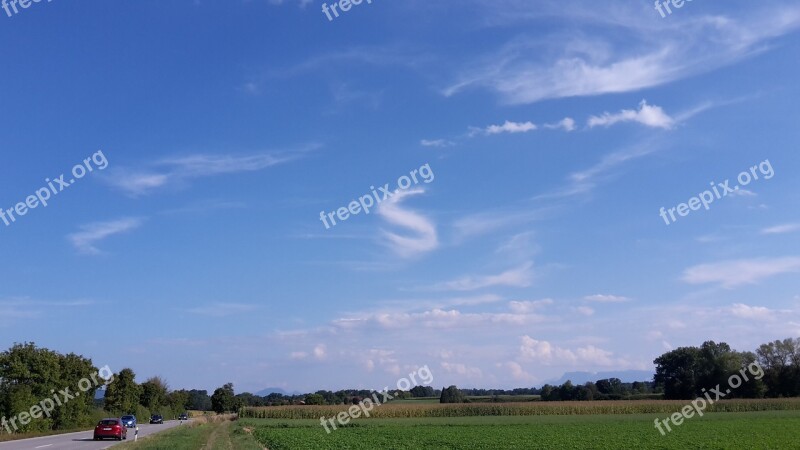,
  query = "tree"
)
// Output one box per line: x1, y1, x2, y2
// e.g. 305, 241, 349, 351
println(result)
168, 390, 191, 412
654, 347, 702, 399
439, 386, 465, 403
187, 390, 212, 411
410, 386, 435, 398
211, 383, 236, 413
104, 369, 141, 415
0, 343, 100, 432
140, 377, 169, 412
304, 394, 325, 405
